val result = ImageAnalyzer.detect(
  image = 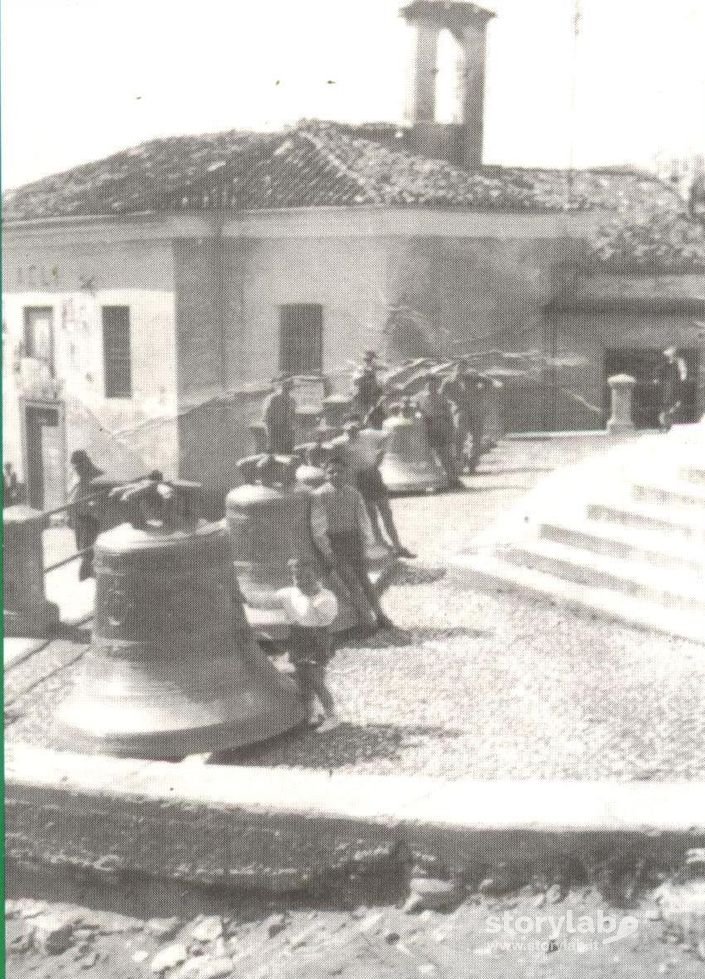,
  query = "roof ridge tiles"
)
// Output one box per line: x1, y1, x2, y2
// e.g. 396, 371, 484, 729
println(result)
296, 128, 385, 206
